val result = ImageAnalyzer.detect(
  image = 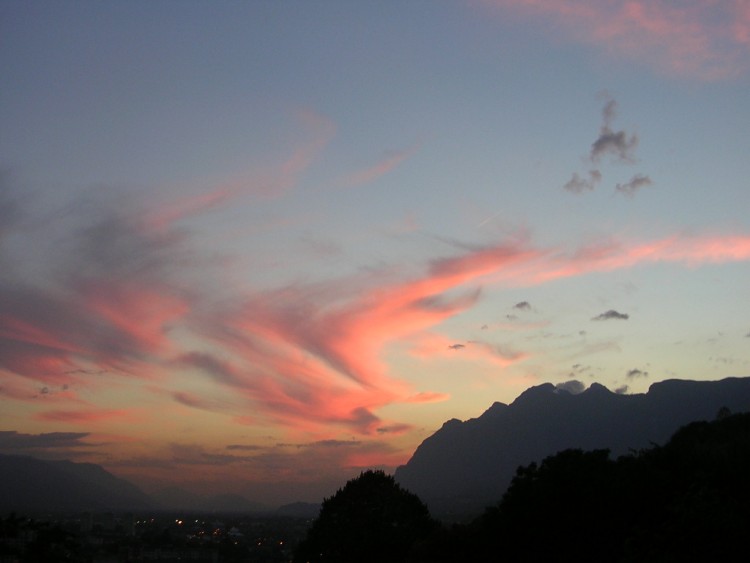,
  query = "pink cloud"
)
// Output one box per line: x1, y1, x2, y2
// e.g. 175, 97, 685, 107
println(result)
529, 234, 750, 284
183, 232, 750, 436
5, 179, 750, 444
482, 0, 750, 79
81, 281, 189, 358
144, 109, 336, 231
403, 391, 451, 404
35, 408, 132, 424
339, 143, 421, 188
